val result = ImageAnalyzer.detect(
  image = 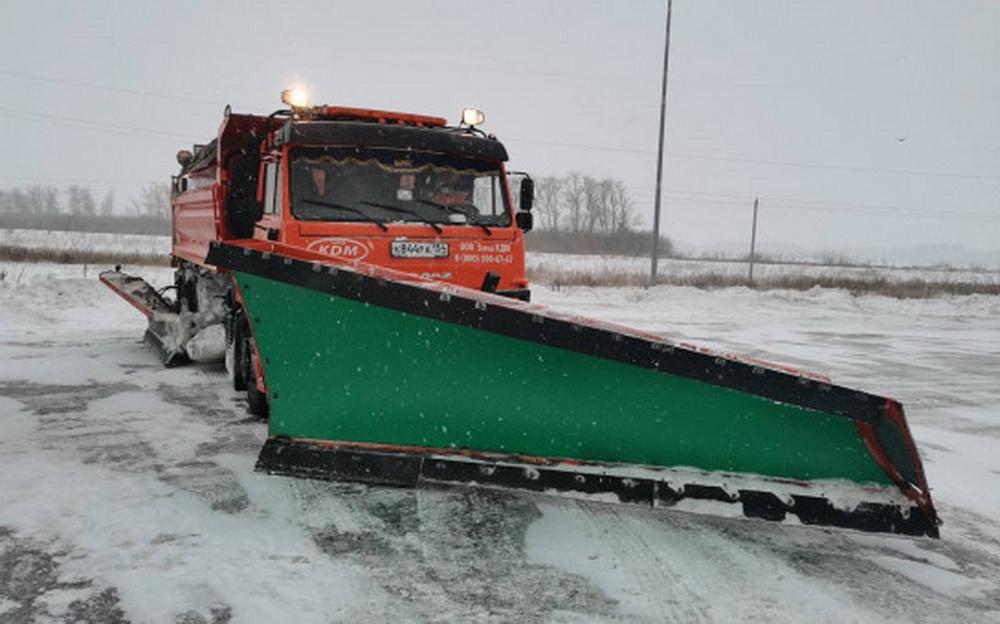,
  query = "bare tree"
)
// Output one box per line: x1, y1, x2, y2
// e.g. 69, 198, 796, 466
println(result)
66, 185, 96, 216
0, 187, 58, 218
7, 188, 31, 216
0, 183, 171, 234
585, 176, 624, 235
0, 189, 27, 215
130, 182, 171, 218
607, 179, 635, 233
100, 190, 115, 217
533, 176, 564, 231
42, 186, 60, 216
563, 172, 587, 234
26, 186, 46, 216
